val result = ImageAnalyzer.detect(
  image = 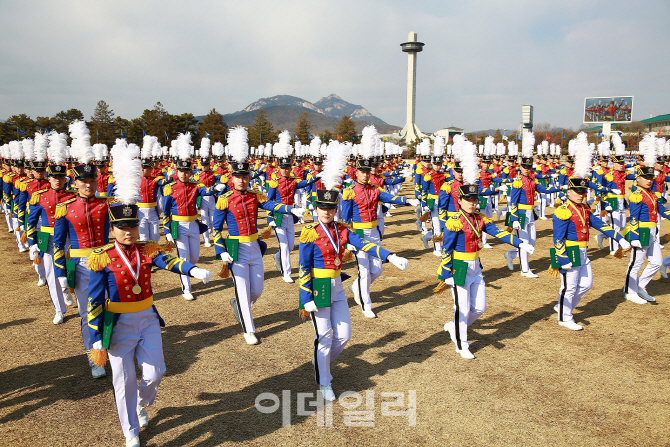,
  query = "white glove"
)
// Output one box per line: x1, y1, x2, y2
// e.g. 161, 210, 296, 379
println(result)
190, 267, 212, 284
618, 239, 631, 250
220, 252, 234, 263
444, 277, 455, 287
29, 244, 40, 257
499, 185, 508, 194
612, 189, 621, 195
605, 205, 613, 212
269, 220, 277, 228
519, 242, 535, 255
422, 206, 430, 213
291, 207, 305, 218
57, 276, 69, 290
631, 240, 642, 248
303, 301, 318, 313
165, 233, 174, 243
407, 199, 421, 207
214, 183, 226, 192
92, 340, 103, 350
345, 243, 356, 252
561, 262, 574, 271
512, 221, 521, 230
387, 254, 408, 271
19, 225, 24, 231
561, 185, 568, 190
